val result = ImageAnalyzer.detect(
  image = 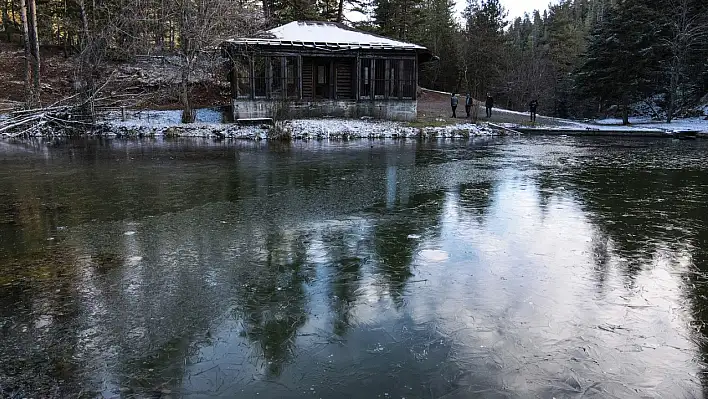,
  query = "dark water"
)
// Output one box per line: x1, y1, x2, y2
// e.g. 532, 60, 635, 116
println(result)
2, 137, 708, 398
